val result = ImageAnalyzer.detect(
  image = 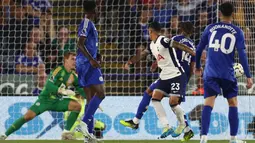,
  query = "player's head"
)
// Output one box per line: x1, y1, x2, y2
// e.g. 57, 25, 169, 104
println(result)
179, 22, 194, 37
64, 52, 76, 70
148, 21, 161, 40
83, 0, 97, 14
219, 2, 234, 18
